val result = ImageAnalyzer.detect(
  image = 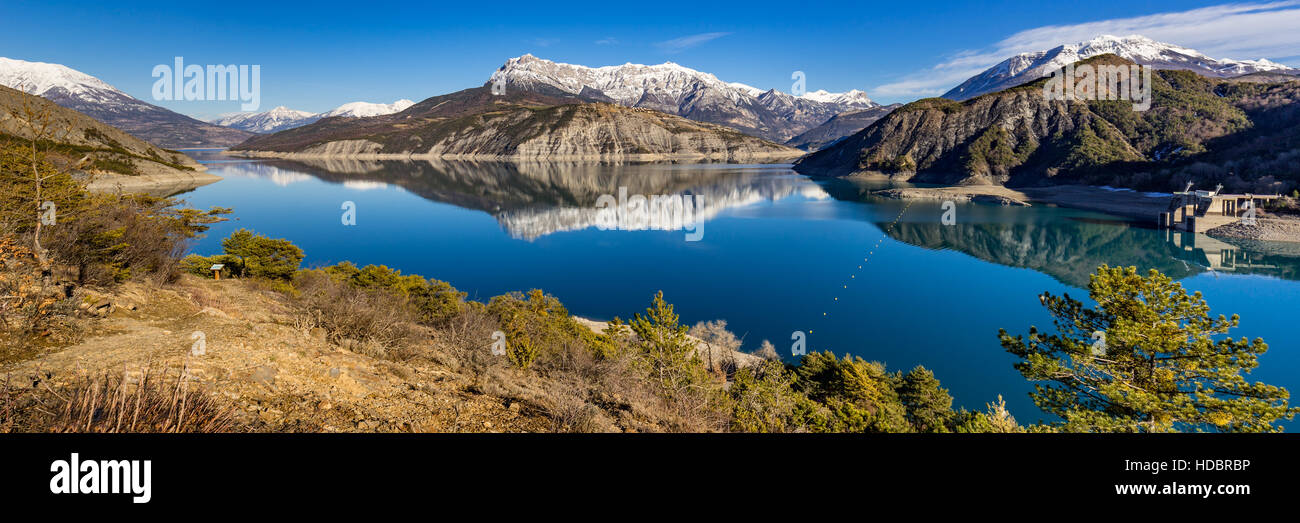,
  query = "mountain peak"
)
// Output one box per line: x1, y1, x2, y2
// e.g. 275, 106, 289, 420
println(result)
212, 99, 413, 134
0, 56, 122, 98
800, 89, 874, 105
320, 99, 415, 118
943, 35, 1300, 100
1, 56, 252, 147
489, 54, 878, 143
